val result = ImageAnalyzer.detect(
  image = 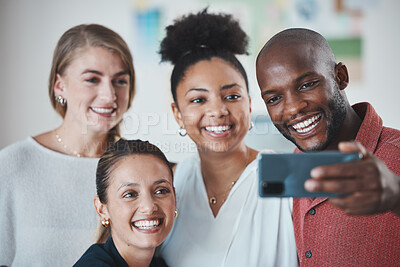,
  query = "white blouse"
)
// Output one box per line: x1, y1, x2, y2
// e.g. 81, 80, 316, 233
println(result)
159, 153, 298, 267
